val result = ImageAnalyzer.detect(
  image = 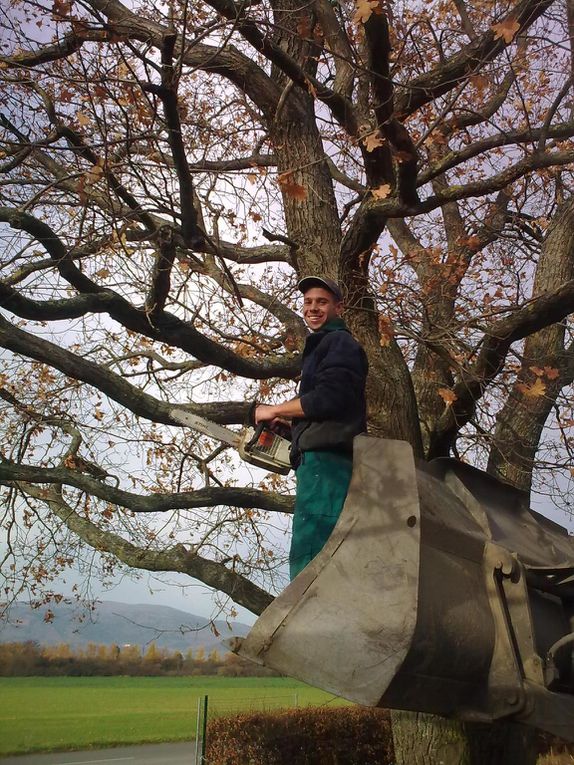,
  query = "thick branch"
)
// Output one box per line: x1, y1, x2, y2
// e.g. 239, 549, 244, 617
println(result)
201, 0, 359, 134
156, 32, 203, 248
85, 0, 282, 117
0, 29, 109, 67
17, 482, 273, 615
430, 277, 574, 456
486, 196, 574, 491
0, 209, 299, 379
363, 10, 419, 204
395, 0, 556, 119
0, 313, 259, 425
418, 122, 574, 187
312, 0, 355, 99
0, 458, 293, 514
145, 226, 177, 318
187, 154, 276, 172
217, 241, 291, 264
342, 147, 574, 256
